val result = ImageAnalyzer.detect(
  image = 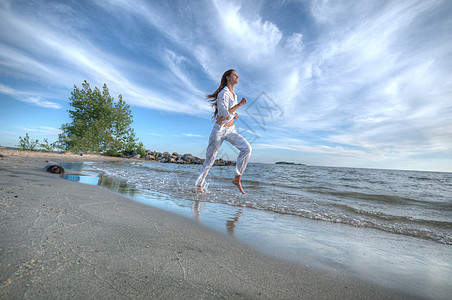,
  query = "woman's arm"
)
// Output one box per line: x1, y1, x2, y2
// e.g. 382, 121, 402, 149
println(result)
228, 98, 247, 114
216, 92, 246, 125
